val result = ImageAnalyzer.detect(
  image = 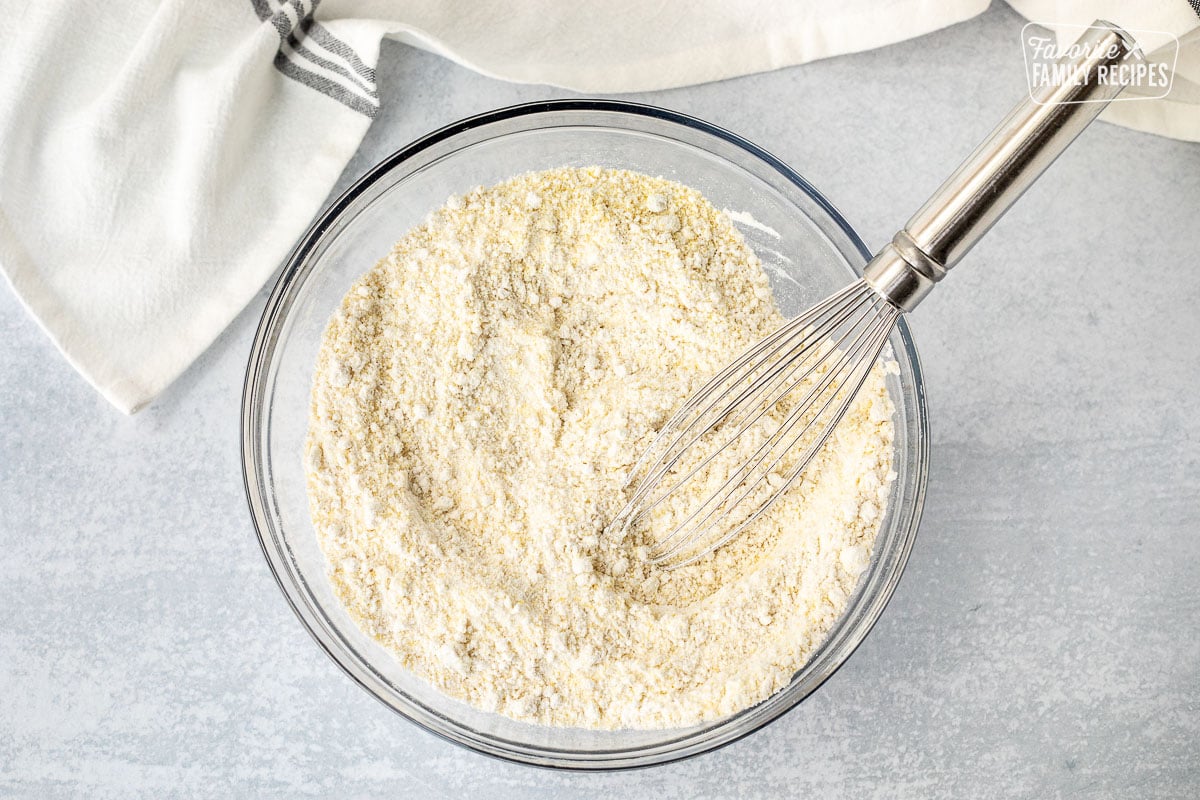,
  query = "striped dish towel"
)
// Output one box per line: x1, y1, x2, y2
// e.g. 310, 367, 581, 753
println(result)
0, 0, 1196, 412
